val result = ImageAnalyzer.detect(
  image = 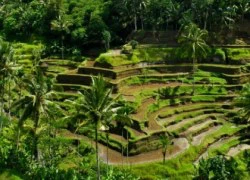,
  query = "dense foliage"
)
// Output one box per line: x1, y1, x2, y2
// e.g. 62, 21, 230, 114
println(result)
0, 0, 249, 53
